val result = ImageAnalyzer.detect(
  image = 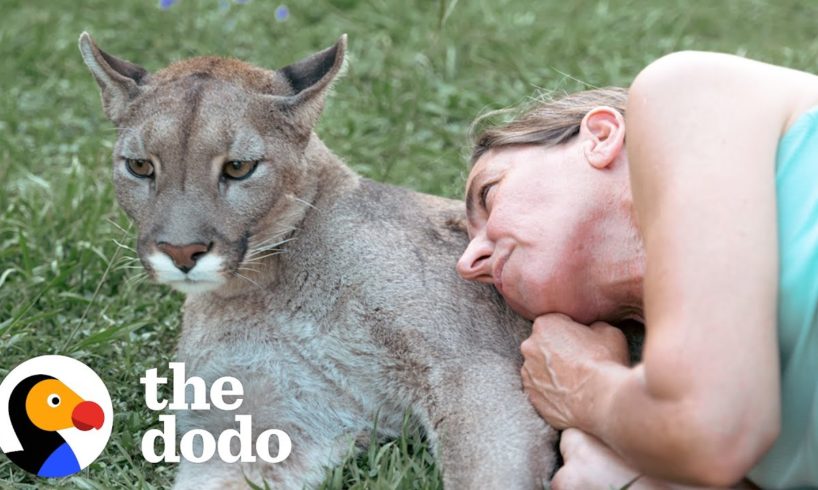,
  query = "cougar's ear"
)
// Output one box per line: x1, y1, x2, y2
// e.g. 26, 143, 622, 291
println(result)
277, 34, 347, 127
78, 32, 148, 123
